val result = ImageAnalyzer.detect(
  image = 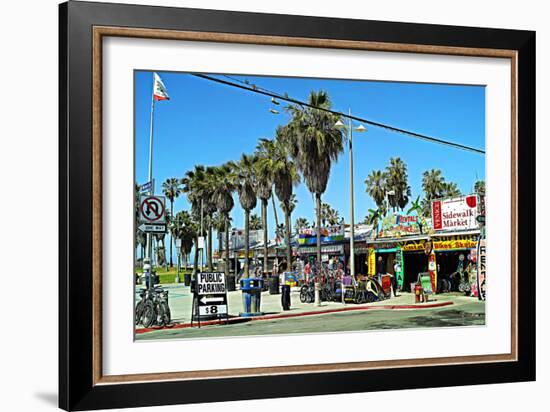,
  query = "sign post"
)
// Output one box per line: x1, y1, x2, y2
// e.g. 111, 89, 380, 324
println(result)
175, 238, 182, 283
139, 195, 166, 290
